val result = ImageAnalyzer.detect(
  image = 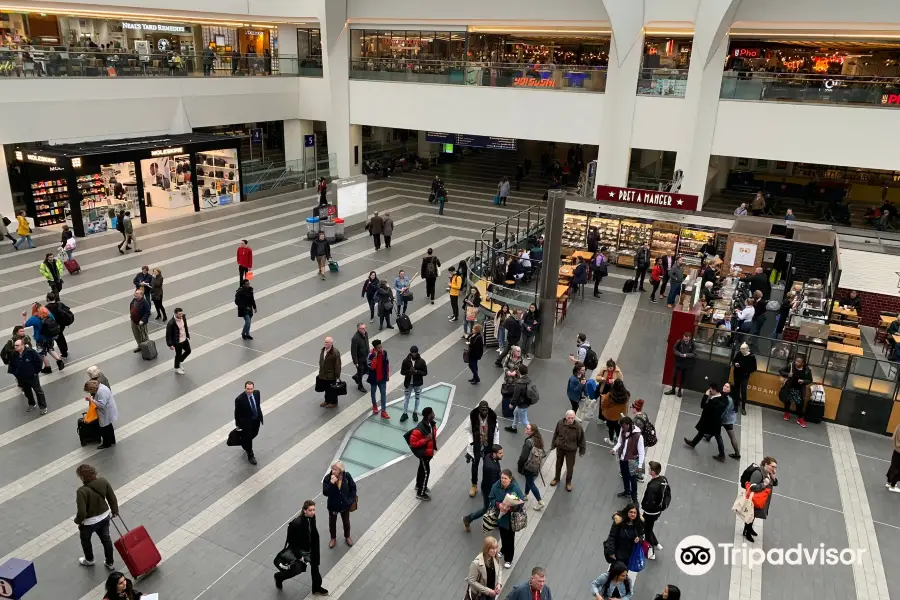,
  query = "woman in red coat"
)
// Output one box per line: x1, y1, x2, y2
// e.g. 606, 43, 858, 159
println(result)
237, 240, 253, 287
